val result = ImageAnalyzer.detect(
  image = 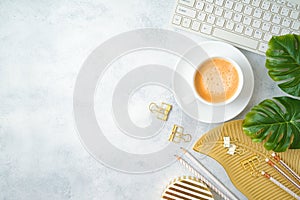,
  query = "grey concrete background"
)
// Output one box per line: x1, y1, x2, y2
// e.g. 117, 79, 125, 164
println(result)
0, 0, 285, 199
